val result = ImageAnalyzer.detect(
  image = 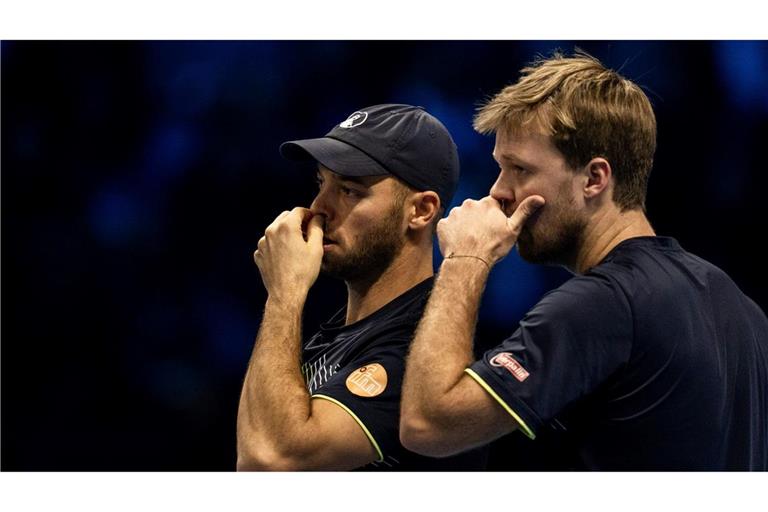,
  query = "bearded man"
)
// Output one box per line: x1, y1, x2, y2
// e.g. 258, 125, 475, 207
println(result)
399, 53, 768, 470
236, 104, 488, 470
